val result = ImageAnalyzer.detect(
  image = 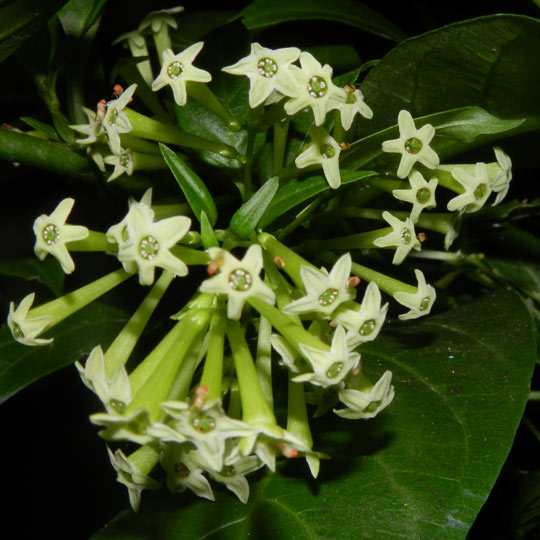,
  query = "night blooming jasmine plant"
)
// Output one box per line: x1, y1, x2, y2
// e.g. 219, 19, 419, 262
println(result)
2, 2, 539, 539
